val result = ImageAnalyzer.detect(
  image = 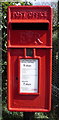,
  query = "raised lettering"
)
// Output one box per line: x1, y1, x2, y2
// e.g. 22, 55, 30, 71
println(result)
11, 11, 48, 19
